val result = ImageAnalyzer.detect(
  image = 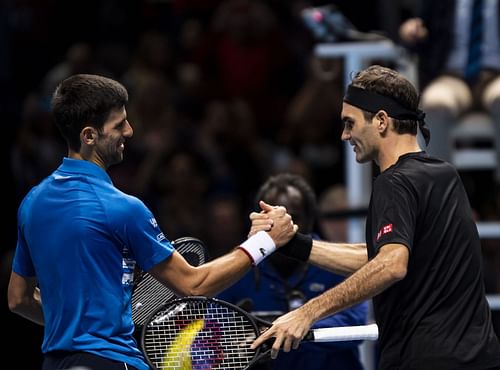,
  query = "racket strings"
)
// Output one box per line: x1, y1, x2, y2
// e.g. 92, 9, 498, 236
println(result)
132, 274, 175, 326
132, 240, 208, 326
143, 300, 258, 369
